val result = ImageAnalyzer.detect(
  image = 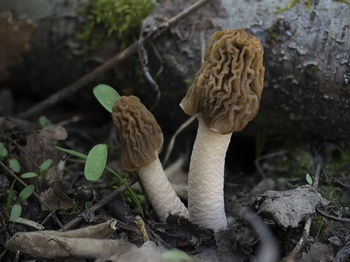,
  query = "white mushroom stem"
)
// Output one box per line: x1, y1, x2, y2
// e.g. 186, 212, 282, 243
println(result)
138, 158, 189, 221
188, 116, 232, 231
